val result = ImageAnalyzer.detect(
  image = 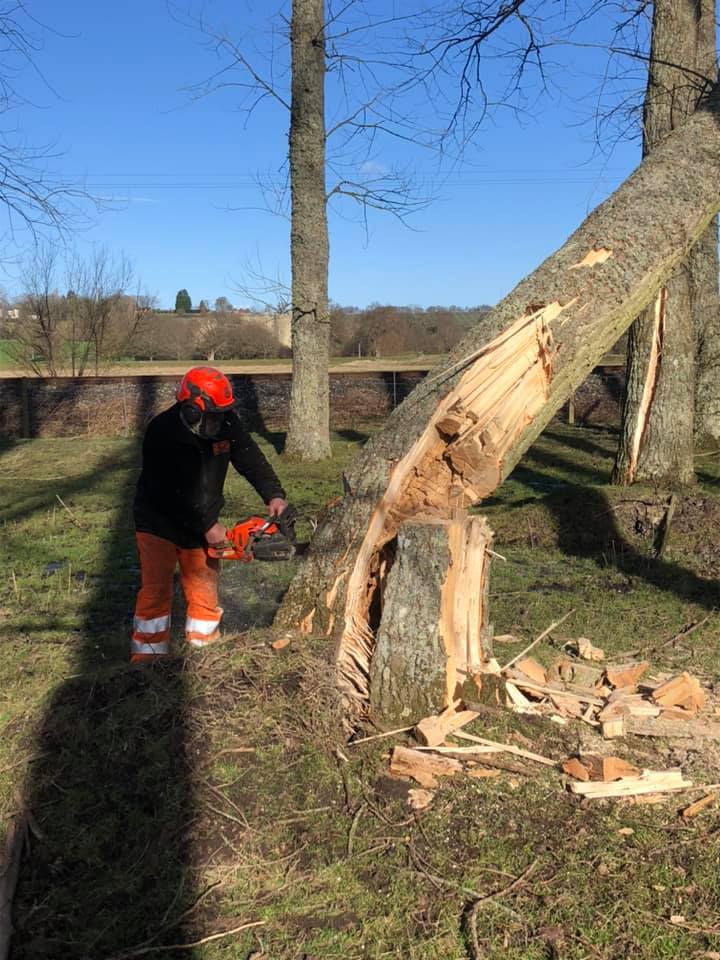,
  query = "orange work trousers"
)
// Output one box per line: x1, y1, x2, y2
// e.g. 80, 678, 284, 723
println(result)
131, 532, 222, 662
